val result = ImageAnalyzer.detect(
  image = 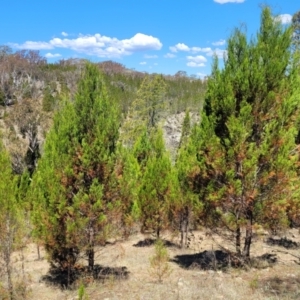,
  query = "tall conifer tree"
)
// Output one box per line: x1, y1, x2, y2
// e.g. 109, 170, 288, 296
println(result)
31, 63, 120, 271
118, 74, 175, 239
176, 110, 202, 247
181, 7, 300, 258
121, 74, 166, 146
115, 145, 141, 238
138, 129, 179, 238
